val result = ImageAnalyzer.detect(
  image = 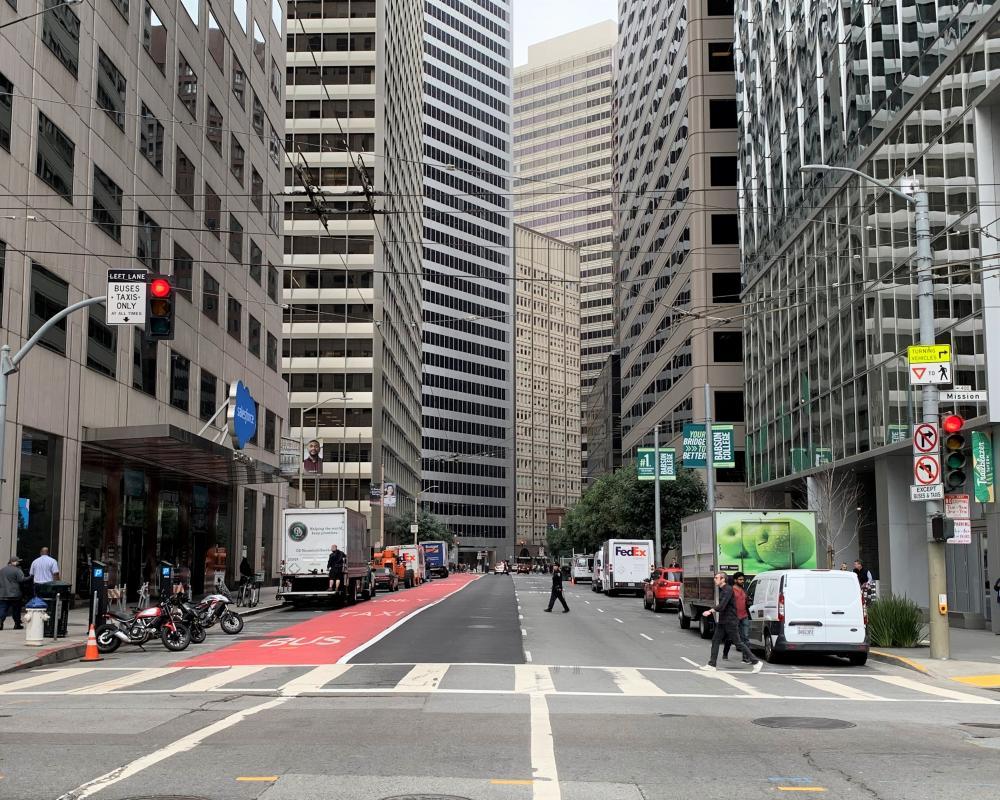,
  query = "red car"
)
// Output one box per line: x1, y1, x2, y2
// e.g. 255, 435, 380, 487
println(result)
643, 568, 683, 612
